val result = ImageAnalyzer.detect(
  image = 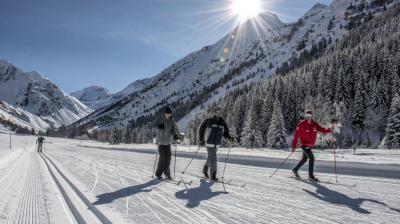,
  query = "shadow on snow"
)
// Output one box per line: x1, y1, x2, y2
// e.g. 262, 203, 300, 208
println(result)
175, 179, 227, 208
93, 179, 160, 205
303, 182, 400, 214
